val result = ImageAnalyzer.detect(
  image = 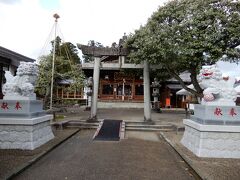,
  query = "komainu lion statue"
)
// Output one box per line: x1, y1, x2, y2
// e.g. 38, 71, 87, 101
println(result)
2, 62, 38, 100
199, 64, 239, 106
